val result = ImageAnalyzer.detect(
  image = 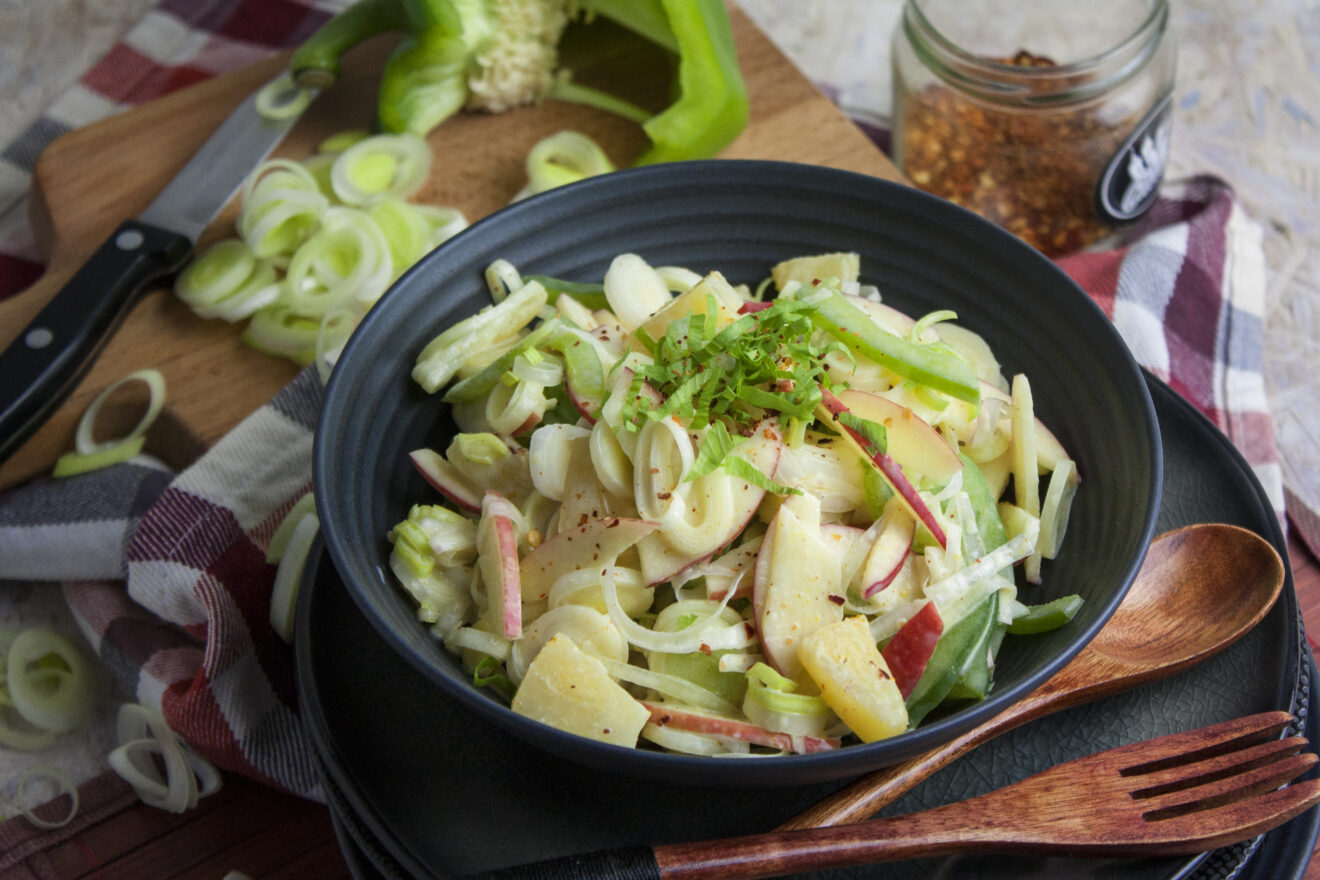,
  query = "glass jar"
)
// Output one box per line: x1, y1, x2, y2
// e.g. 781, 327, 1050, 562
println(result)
891, 0, 1177, 256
